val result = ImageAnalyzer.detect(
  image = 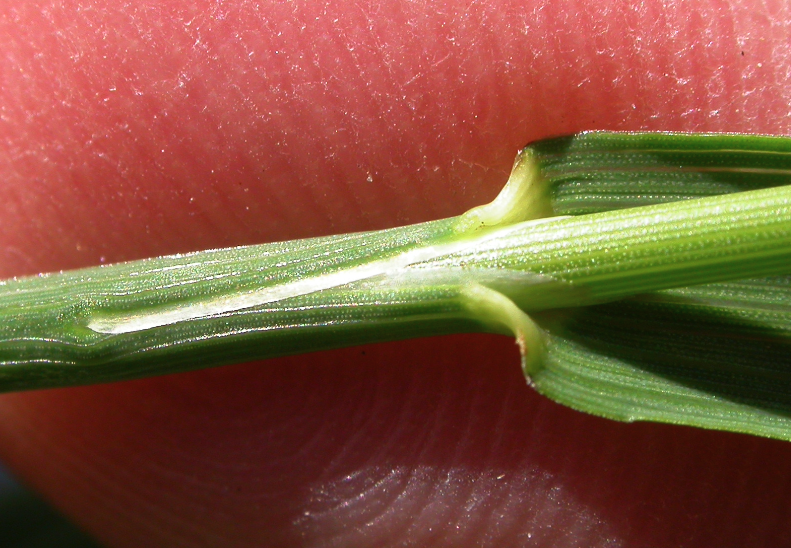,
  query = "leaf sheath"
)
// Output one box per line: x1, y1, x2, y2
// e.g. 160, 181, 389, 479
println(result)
1, 137, 790, 394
